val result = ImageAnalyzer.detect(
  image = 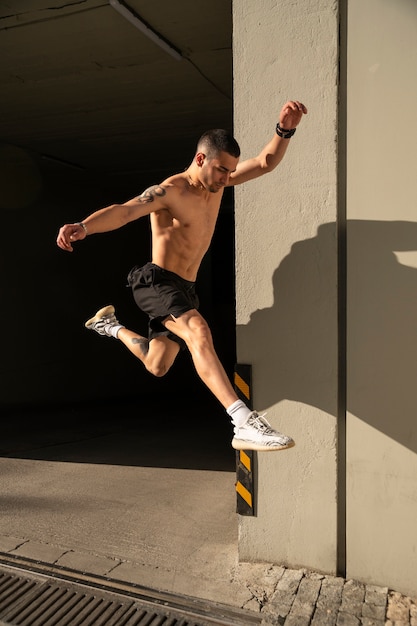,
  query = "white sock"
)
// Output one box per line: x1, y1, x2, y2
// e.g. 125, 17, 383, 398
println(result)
108, 324, 124, 339
226, 399, 252, 427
